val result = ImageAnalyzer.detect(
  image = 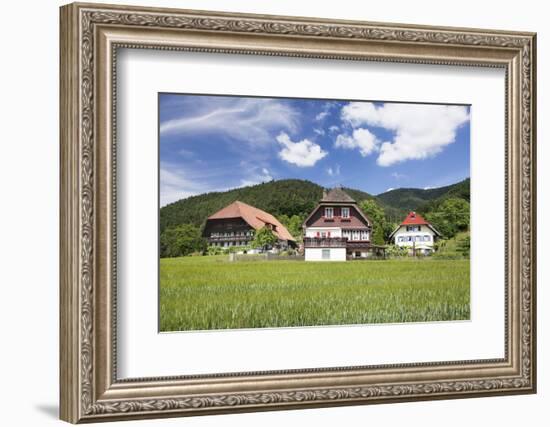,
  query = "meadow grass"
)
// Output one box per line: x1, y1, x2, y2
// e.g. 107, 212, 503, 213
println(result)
159, 256, 470, 331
